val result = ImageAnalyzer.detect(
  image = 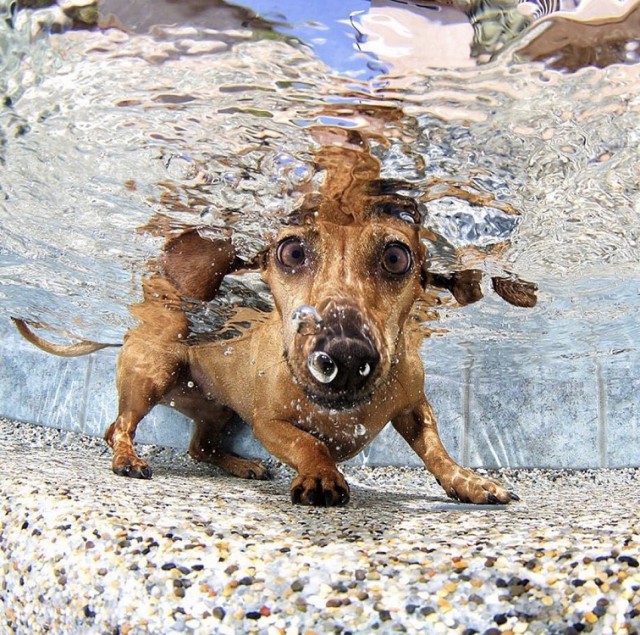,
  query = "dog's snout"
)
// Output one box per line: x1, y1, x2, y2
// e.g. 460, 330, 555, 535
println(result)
296, 301, 382, 403
307, 351, 338, 384
308, 336, 380, 392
